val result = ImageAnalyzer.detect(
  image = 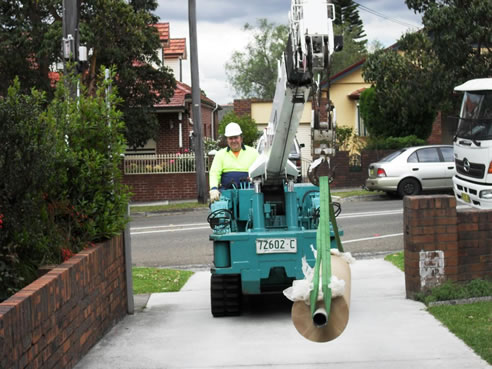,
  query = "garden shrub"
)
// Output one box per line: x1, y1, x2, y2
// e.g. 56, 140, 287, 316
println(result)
218, 112, 260, 146
335, 126, 354, 150
364, 135, 427, 150
0, 79, 59, 300
0, 69, 130, 301
45, 69, 130, 249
